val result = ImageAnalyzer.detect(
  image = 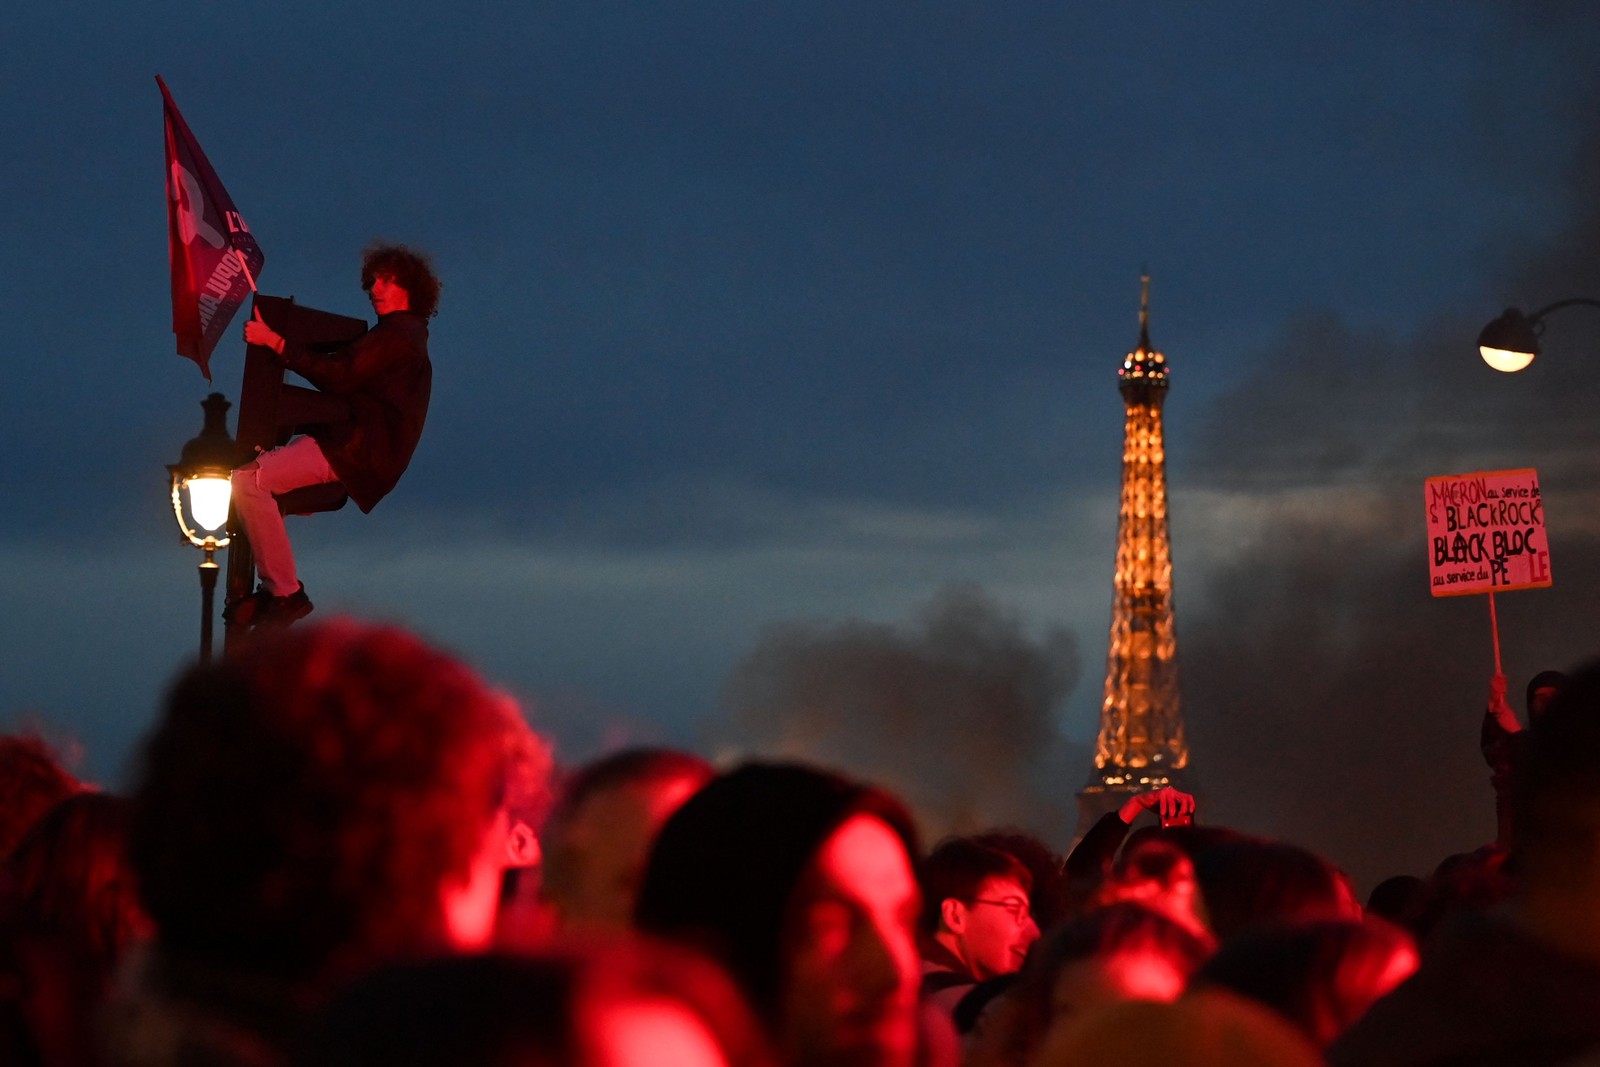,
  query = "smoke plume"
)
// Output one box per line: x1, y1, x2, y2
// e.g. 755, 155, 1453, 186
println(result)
715, 584, 1087, 847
